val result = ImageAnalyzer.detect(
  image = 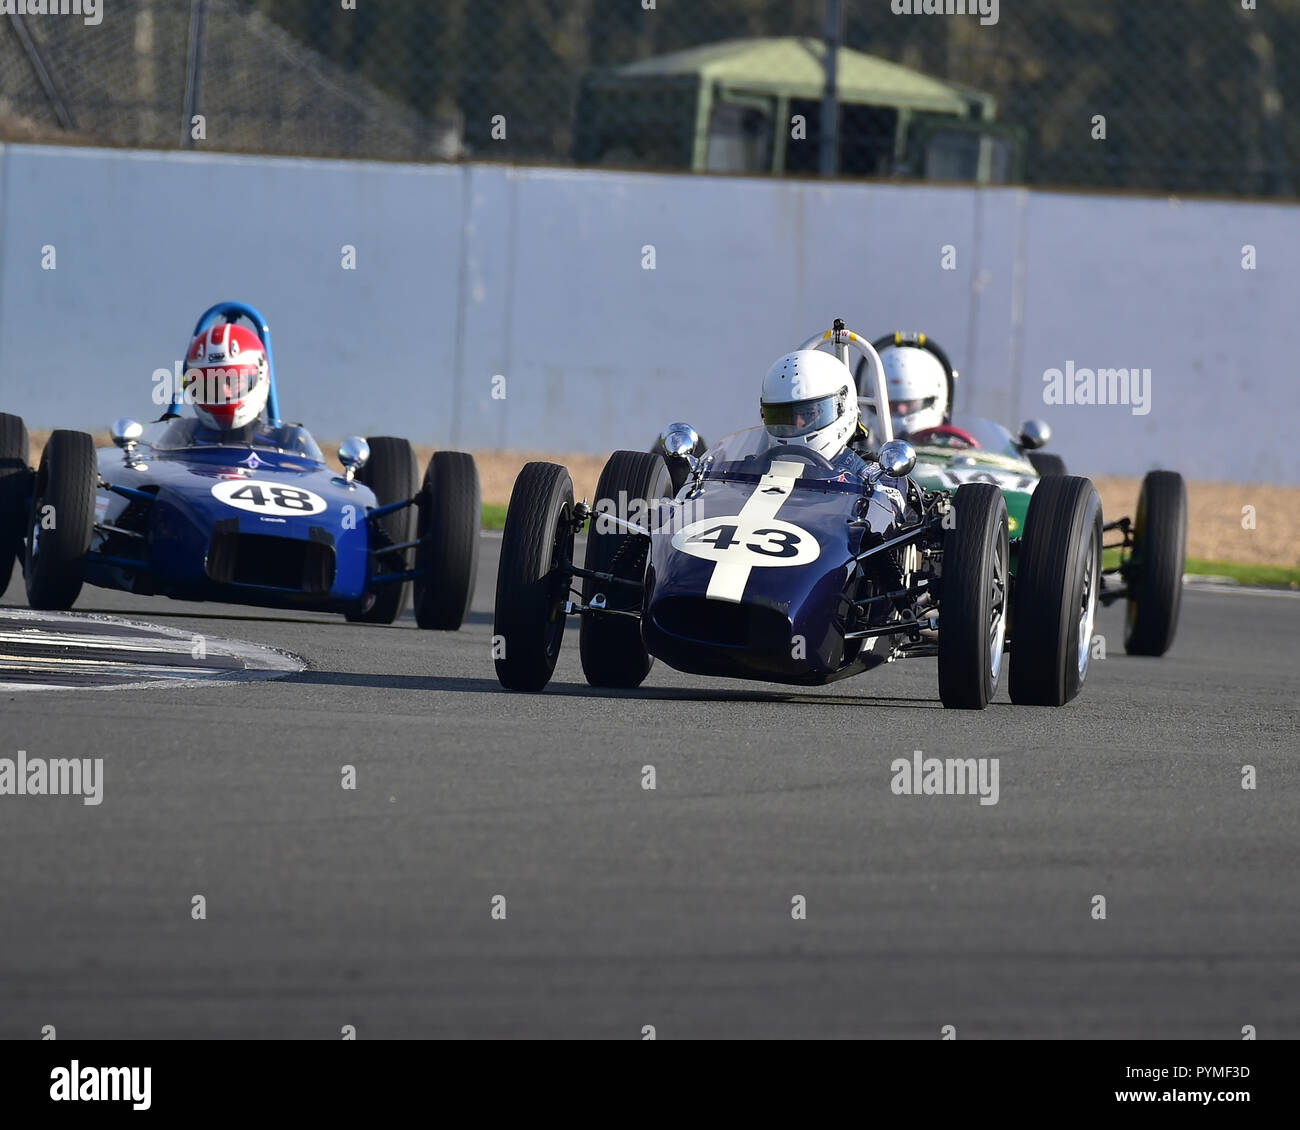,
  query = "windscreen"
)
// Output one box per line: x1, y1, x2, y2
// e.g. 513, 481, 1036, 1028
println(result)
909, 416, 1024, 460
143, 417, 325, 462
700, 427, 853, 483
